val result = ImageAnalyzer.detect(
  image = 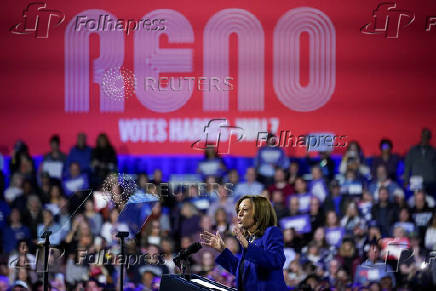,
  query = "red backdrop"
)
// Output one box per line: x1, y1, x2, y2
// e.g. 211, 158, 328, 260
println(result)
1, 0, 435, 157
